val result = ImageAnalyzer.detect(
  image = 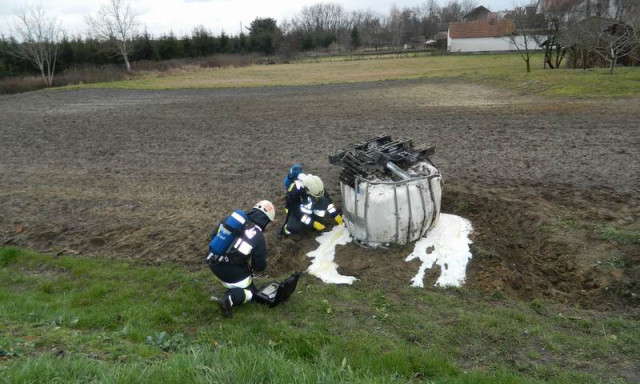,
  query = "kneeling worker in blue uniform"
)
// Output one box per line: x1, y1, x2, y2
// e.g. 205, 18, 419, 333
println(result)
282, 174, 343, 237
206, 200, 275, 318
